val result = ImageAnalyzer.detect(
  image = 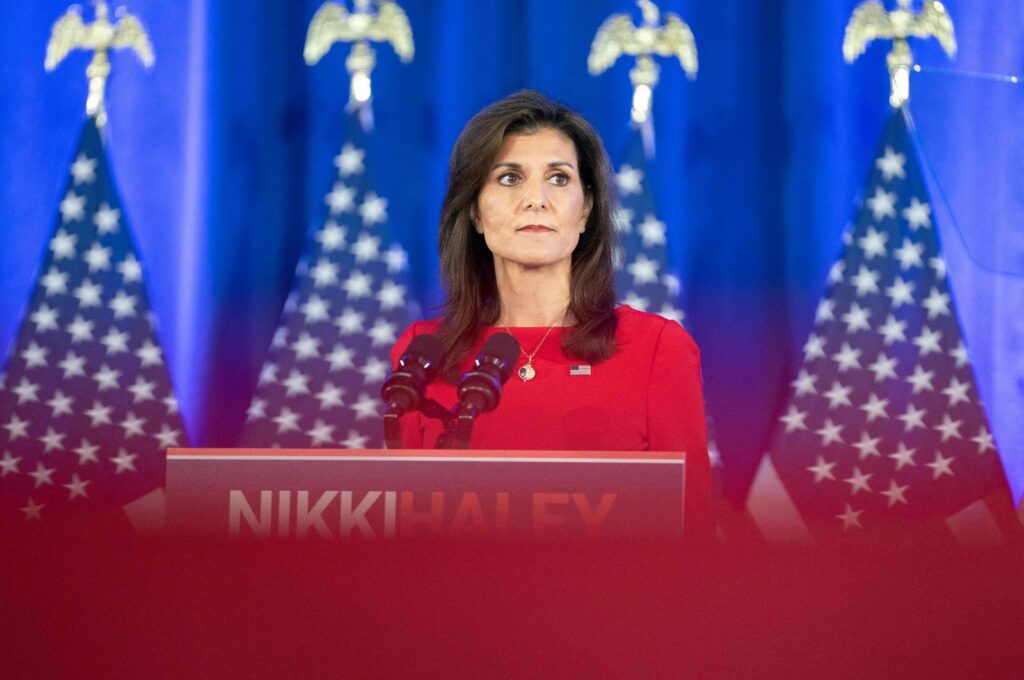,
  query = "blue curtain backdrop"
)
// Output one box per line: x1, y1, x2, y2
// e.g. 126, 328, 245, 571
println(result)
2, 1, 1022, 505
